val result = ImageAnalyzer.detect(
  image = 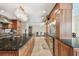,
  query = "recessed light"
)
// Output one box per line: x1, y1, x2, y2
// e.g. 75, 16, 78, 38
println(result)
43, 10, 46, 14
0, 10, 5, 13
42, 17, 44, 19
